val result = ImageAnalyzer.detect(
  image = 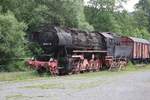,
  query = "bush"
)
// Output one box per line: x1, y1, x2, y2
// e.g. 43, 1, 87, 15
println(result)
126, 61, 137, 71
0, 11, 27, 71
